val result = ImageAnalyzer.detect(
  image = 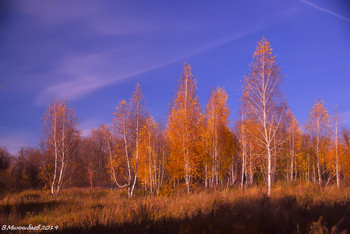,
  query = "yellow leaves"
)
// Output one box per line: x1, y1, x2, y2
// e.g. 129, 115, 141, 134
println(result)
206, 87, 230, 126
131, 83, 144, 111
137, 115, 166, 193
167, 63, 203, 186
253, 37, 273, 60
306, 99, 330, 139
41, 100, 79, 193
42, 100, 78, 145
341, 143, 350, 177
310, 99, 329, 122
204, 87, 232, 181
